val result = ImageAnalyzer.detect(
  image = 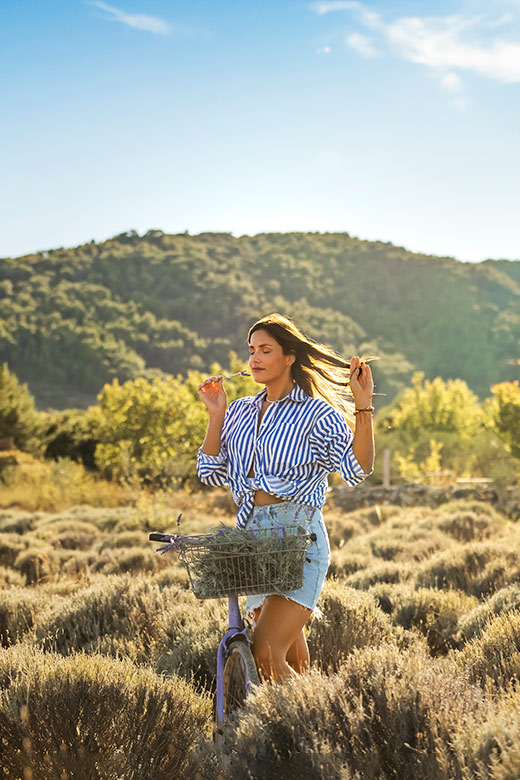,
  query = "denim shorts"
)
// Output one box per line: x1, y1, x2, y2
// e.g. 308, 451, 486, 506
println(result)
243, 501, 331, 620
